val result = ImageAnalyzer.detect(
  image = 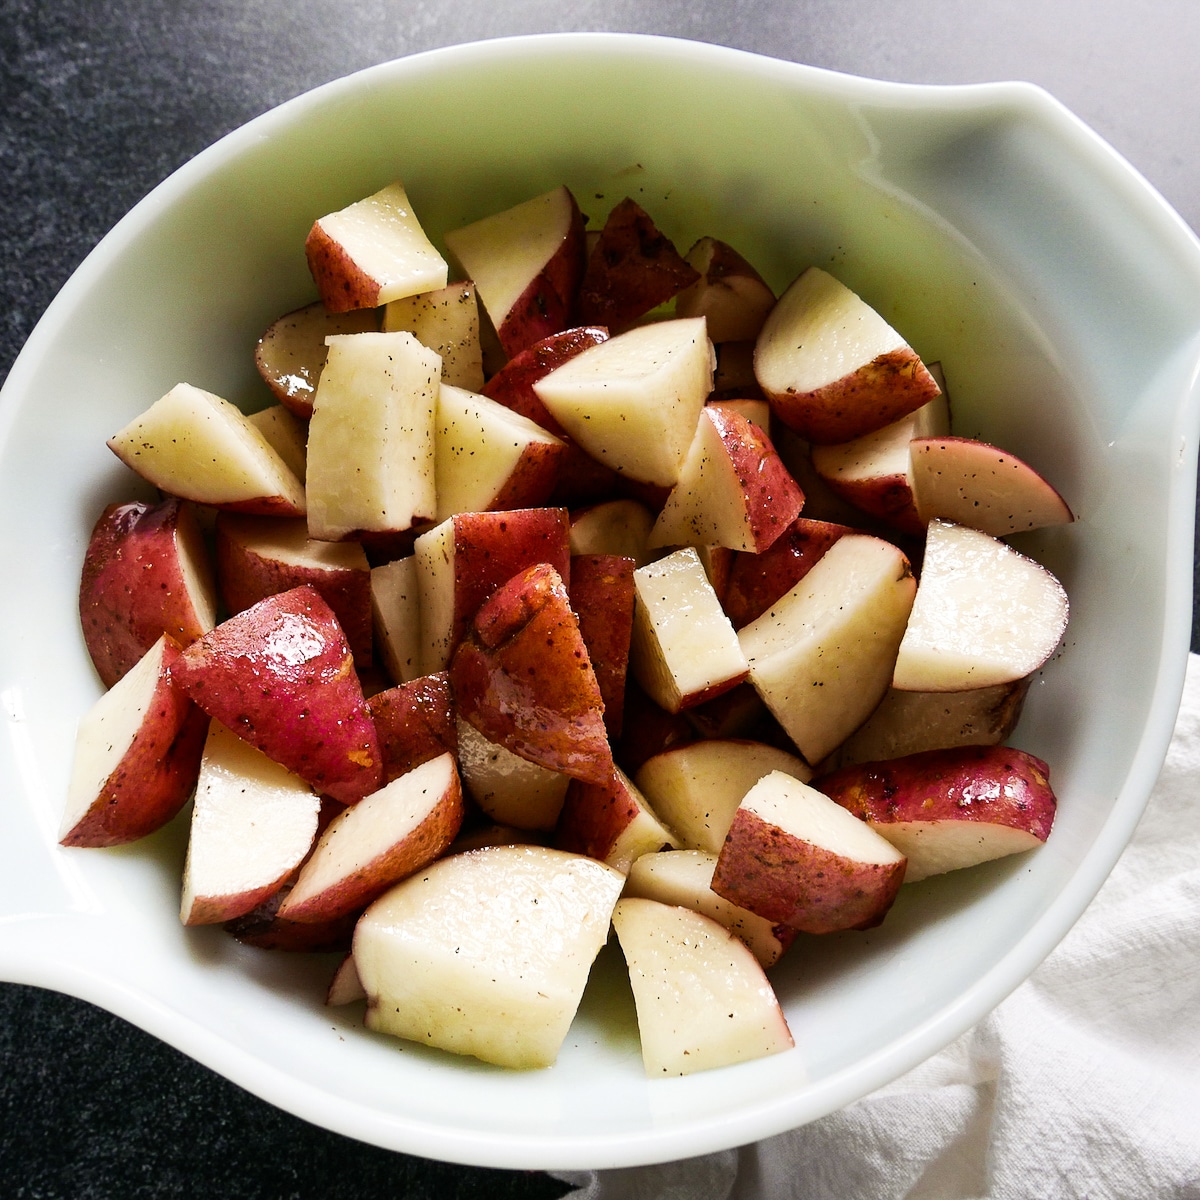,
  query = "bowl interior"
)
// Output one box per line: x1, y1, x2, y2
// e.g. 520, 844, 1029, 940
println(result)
1, 34, 1198, 1169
